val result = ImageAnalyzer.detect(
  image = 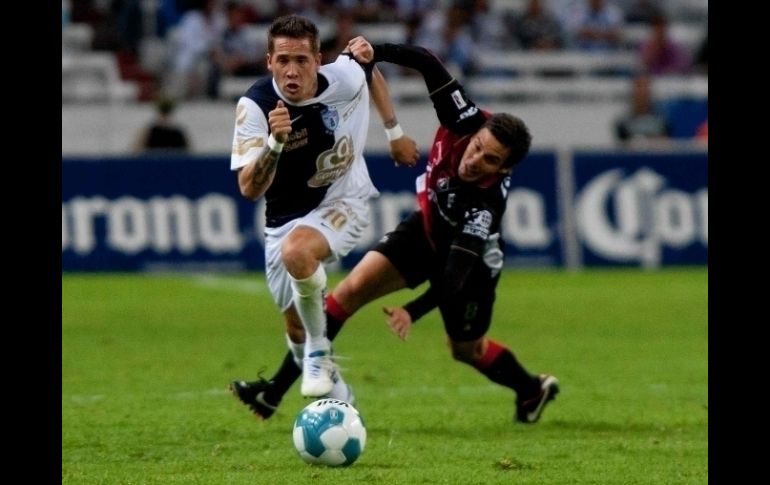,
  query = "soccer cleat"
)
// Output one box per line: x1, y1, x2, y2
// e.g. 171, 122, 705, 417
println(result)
229, 378, 280, 420
515, 374, 559, 424
300, 350, 335, 397
326, 366, 356, 406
